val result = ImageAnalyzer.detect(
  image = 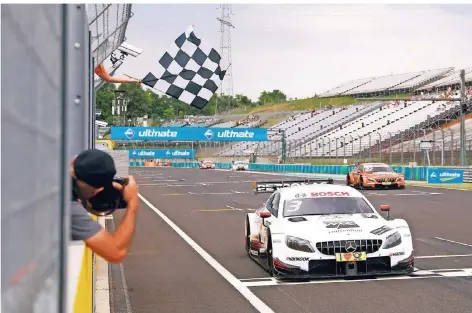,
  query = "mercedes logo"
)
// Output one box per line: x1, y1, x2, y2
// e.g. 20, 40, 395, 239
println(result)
345, 240, 357, 253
